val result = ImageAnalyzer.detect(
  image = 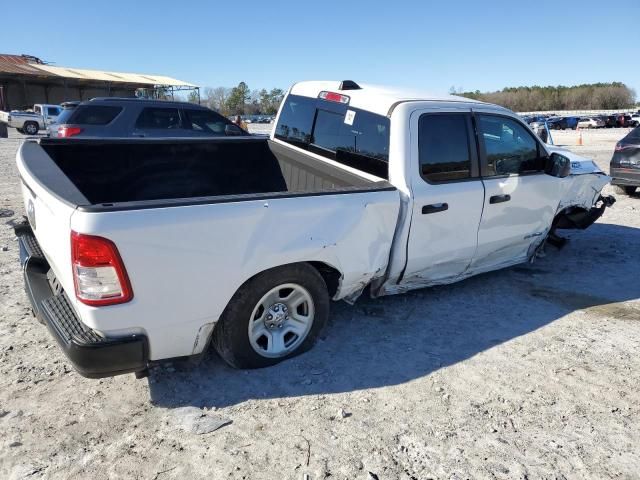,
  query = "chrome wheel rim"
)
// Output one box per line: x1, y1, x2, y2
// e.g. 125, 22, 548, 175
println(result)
248, 283, 314, 358
25, 124, 37, 134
